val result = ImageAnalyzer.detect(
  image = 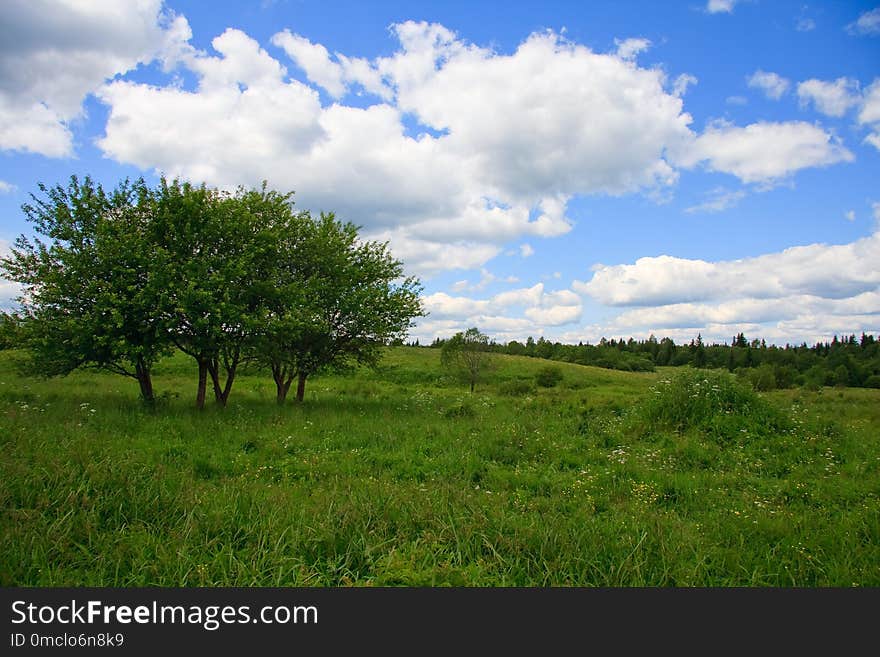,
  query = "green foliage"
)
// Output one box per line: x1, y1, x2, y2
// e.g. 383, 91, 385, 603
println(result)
1, 176, 171, 402
441, 327, 494, 392
1, 347, 878, 586
260, 211, 423, 403
741, 364, 777, 391
535, 365, 563, 387
0, 313, 21, 350
639, 369, 789, 439
499, 379, 536, 396
3, 176, 423, 409
491, 332, 880, 390
442, 400, 476, 418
